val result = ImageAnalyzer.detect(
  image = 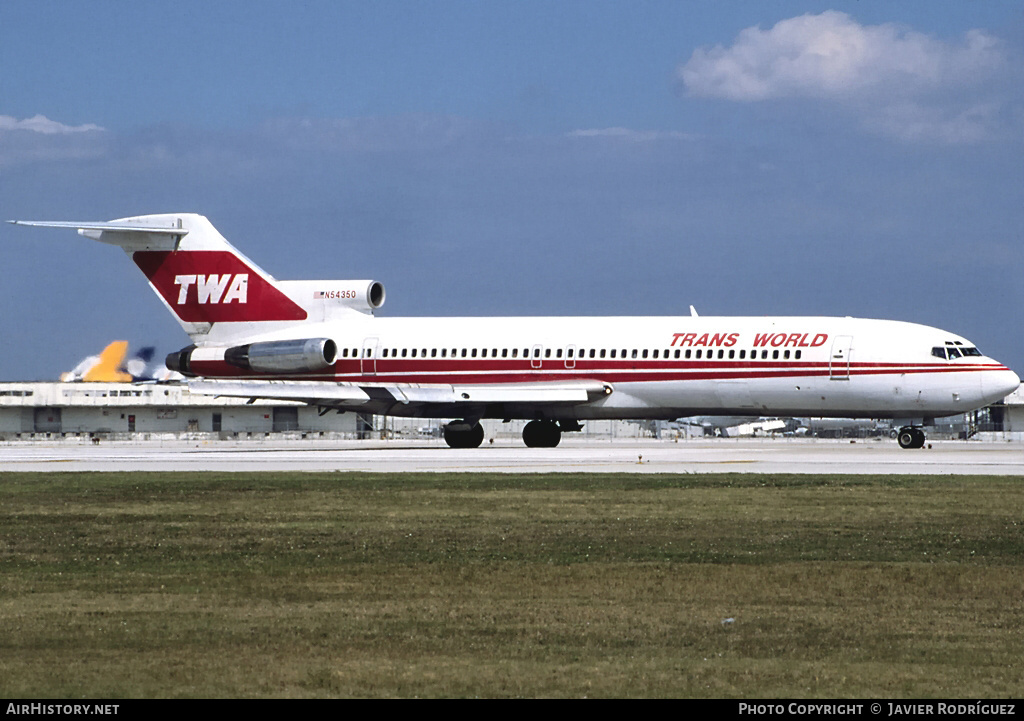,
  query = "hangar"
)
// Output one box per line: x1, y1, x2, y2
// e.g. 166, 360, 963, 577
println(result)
0, 382, 363, 439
